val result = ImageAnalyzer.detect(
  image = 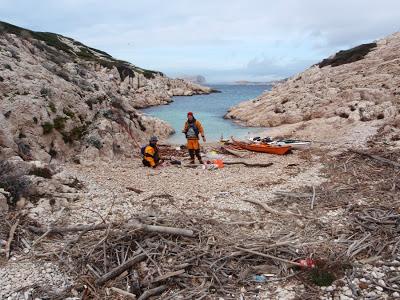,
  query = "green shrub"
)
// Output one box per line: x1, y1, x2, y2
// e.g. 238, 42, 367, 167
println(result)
62, 125, 88, 144
40, 87, 50, 97
4, 64, 12, 71
42, 122, 54, 134
111, 99, 124, 110
143, 70, 156, 79
77, 48, 94, 60
48, 102, 57, 113
318, 43, 377, 68
63, 108, 75, 119
49, 149, 57, 158
309, 268, 336, 286
53, 116, 67, 130
87, 136, 103, 149
29, 167, 53, 179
